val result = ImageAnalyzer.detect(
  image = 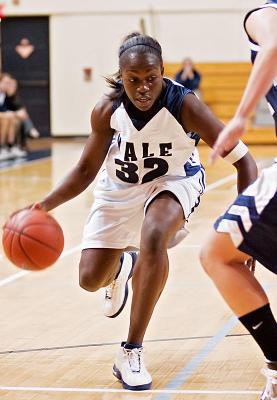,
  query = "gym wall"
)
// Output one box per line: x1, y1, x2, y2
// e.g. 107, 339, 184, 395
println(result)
4, 0, 261, 136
